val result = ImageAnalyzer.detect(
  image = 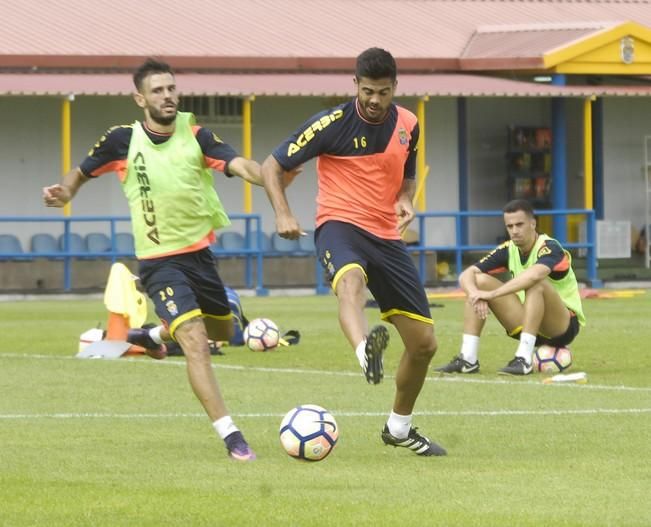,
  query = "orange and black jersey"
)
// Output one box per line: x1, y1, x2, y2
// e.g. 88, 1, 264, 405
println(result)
271, 99, 419, 240
273, 100, 418, 175
79, 122, 239, 180
475, 238, 571, 279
